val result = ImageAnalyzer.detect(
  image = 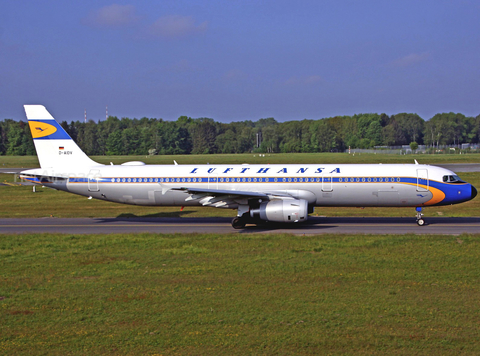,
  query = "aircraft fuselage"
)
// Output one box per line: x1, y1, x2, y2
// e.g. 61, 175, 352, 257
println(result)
21, 163, 476, 208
